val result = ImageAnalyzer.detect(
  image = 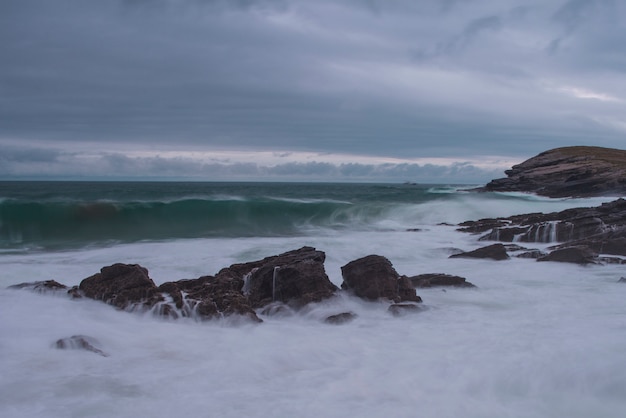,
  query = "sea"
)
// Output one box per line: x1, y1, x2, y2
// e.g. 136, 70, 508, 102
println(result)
1, 181, 625, 418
